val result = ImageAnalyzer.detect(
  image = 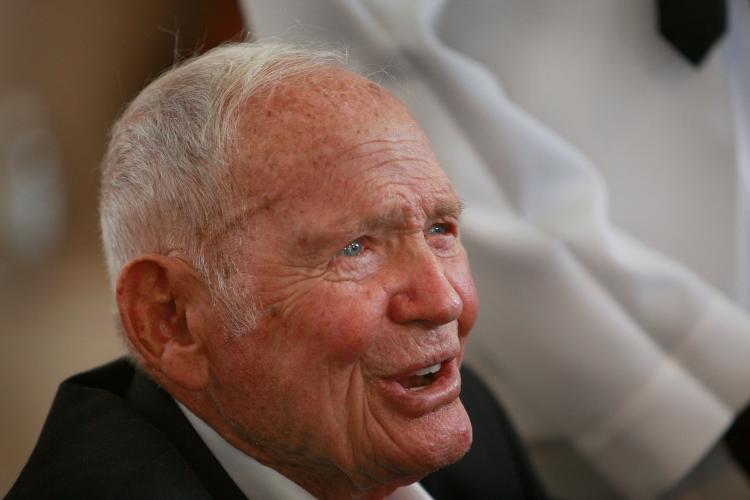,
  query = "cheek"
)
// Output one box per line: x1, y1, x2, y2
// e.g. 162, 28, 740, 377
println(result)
300, 283, 387, 364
